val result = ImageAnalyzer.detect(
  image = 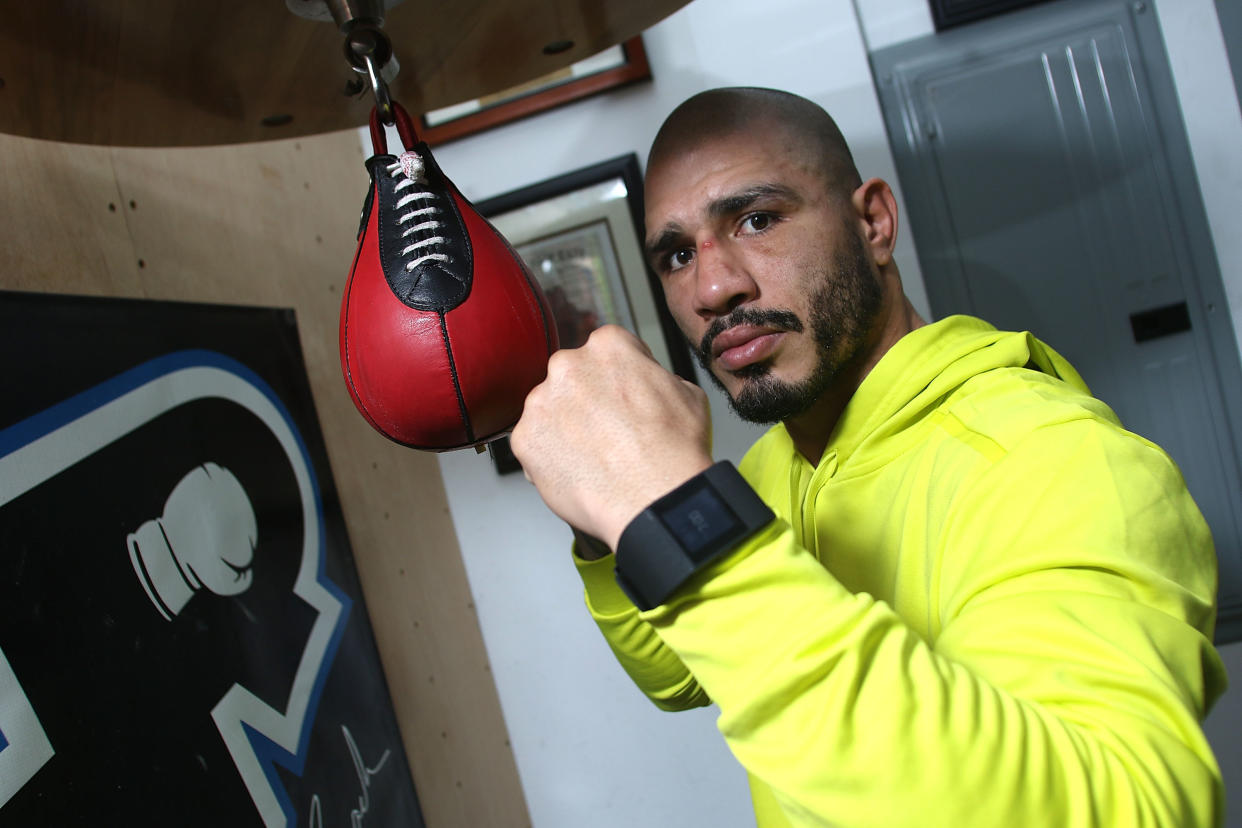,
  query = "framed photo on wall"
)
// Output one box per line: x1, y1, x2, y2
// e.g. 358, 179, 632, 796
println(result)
513, 220, 635, 349
478, 153, 695, 381
419, 37, 652, 145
